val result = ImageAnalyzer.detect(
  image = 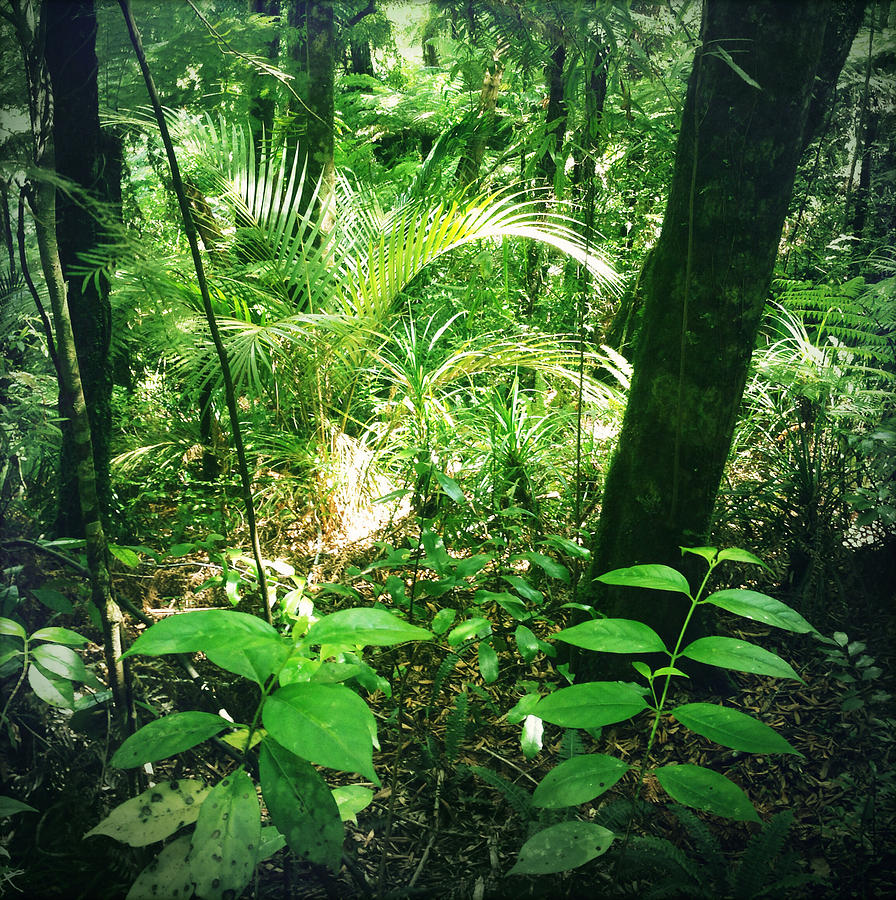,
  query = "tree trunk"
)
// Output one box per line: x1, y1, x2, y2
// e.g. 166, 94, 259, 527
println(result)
247, 0, 280, 159
44, 0, 114, 537
578, 0, 834, 676
456, 54, 504, 187
286, 0, 335, 228
538, 43, 568, 191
